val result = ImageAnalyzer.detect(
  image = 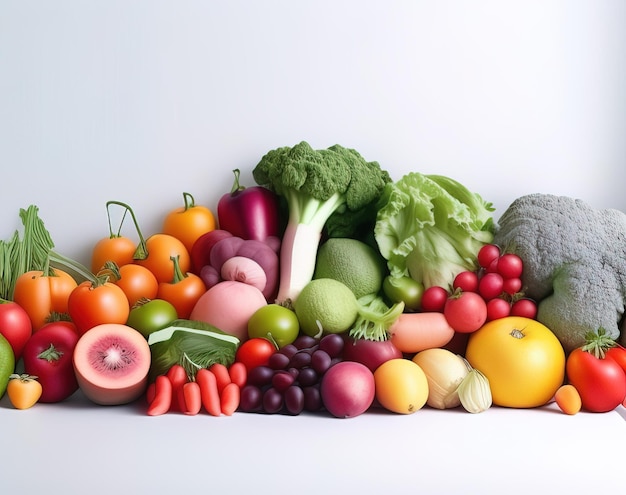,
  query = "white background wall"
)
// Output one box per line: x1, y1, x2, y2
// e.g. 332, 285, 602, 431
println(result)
1, 3, 626, 494
2, 0, 625, 264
